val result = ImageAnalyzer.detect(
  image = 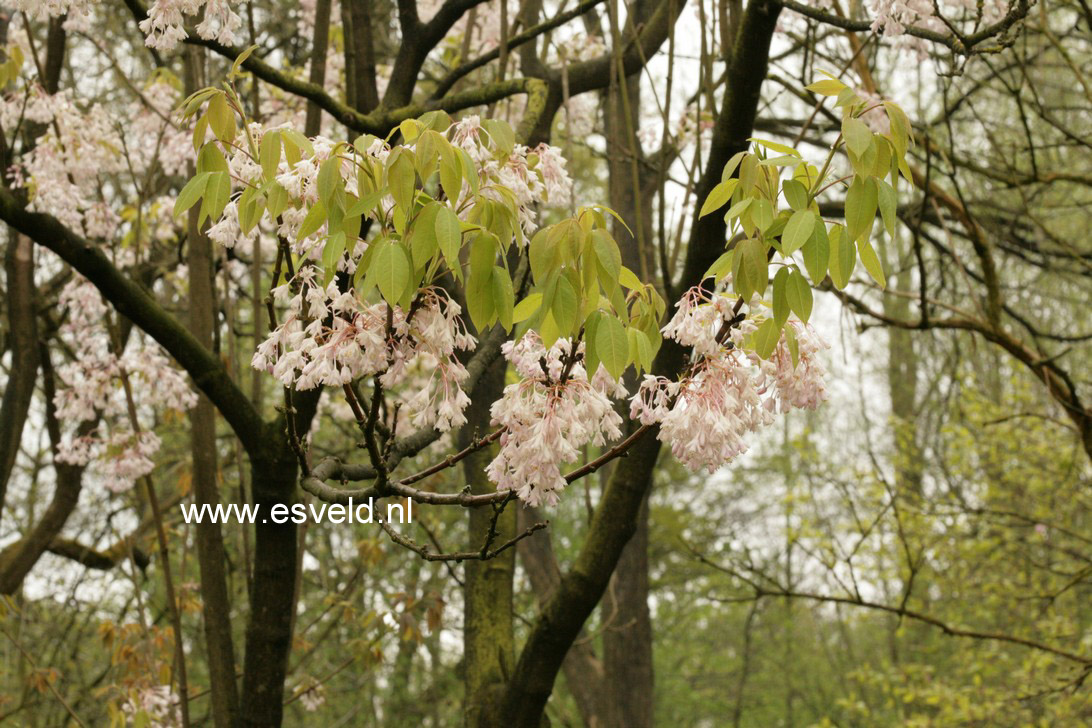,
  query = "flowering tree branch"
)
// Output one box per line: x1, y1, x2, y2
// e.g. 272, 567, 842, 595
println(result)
780, 0, 1031, 55
0, 187, 268, 458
